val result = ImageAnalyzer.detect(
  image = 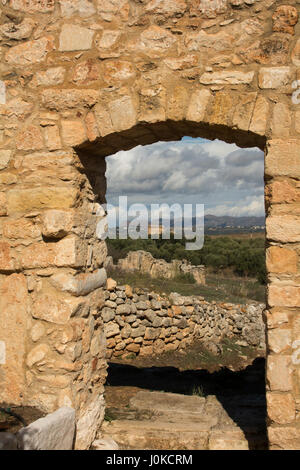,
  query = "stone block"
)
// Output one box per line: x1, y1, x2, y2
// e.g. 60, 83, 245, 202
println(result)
16, 125, 44, 151
0, 274, 28, 404
268, 425, 300, 450
18, 407, 75, 450
258, 67, 292, 89
7, 185, 78, 215
267, 355, 293, 391
91, 437, 119, 450
266, 139, 300, 178
266, 215, 300, 243
59, 24, 94, 51
108, 95, 137, 132
50, 269, 107, 296
0, 150, 12, 170
266, 246, 298, 274
200, 70, 254, 85
75, 396, 105, 450
10, 0, 55, 12
6, 36, 55, 66
186, 89, 211, 122
267, 392, 295, 425
41, 89, 99, 111
268, 284, 300, 308
61, 120, 87, 147
249, 95, 269, 136
41, 209, 73, 239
